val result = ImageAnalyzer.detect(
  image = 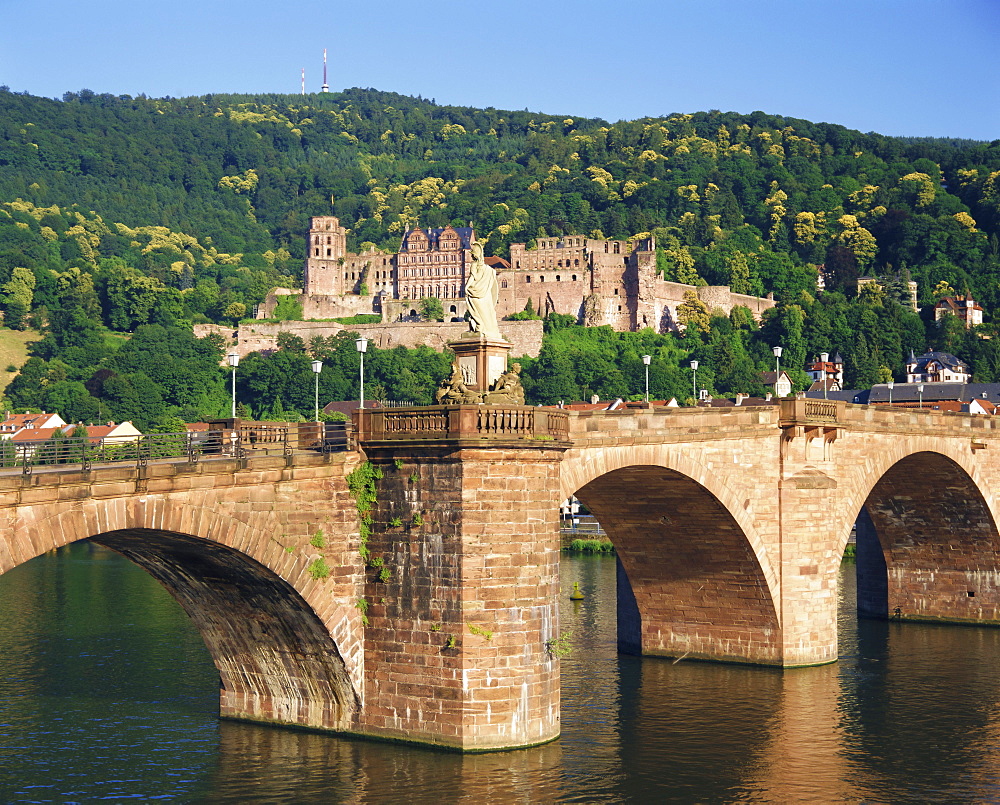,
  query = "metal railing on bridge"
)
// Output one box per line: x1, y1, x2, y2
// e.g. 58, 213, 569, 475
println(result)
0, 420, 354, 476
